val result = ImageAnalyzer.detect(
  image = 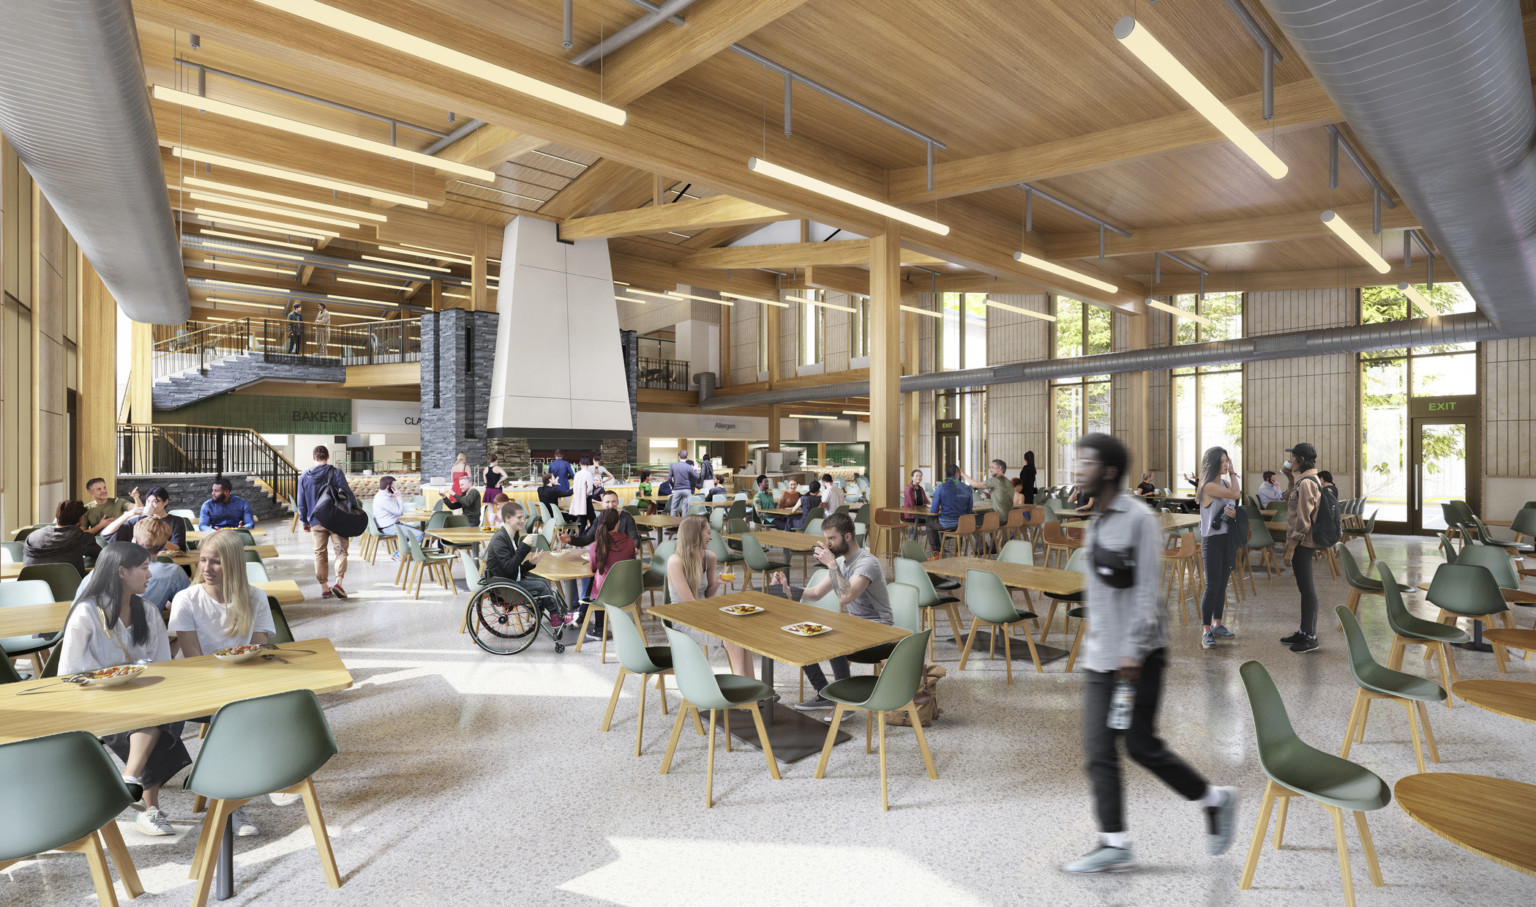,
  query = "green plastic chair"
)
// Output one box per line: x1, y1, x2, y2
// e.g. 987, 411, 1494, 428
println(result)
14, 563, 82, 603
997, 539, 1033, 565
814, 629, 936, 811
1244, 516, 1279, 583
1509, 505, 1536, 554
643, 539, 677, 608
1341, 510, 1379, 562
1040, 548, 1086, 643
244, 561, 271, 584
0, 731, 140, 902
893, 557, 963, 661
396, 528, 455, 599
1437, 534, 1458, 565
1238, 661, 1389, 905
659, 626, 780, 808
0, 579, 60, 673
0, 541, 23, 564
802, 517, 824, 537
362, 505, 397, 564
958, 568, 1042, 682
267, 596, 295, 645
185, 690, 341, 902
576, 559, 645, 663
900, 538, 960, 592
1425, 562, 1512, 669
707, 532, 744, 586
1377, 563, 1467, 707
739, 534, 789, 592
1336, 606, 1445, 773
602, 603, 701, 757
453, 551, 488, 635
802, 568, 836, 611
1336, 546, 1410, 630
0, 654, 21, 684
847, 582, 922, 669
